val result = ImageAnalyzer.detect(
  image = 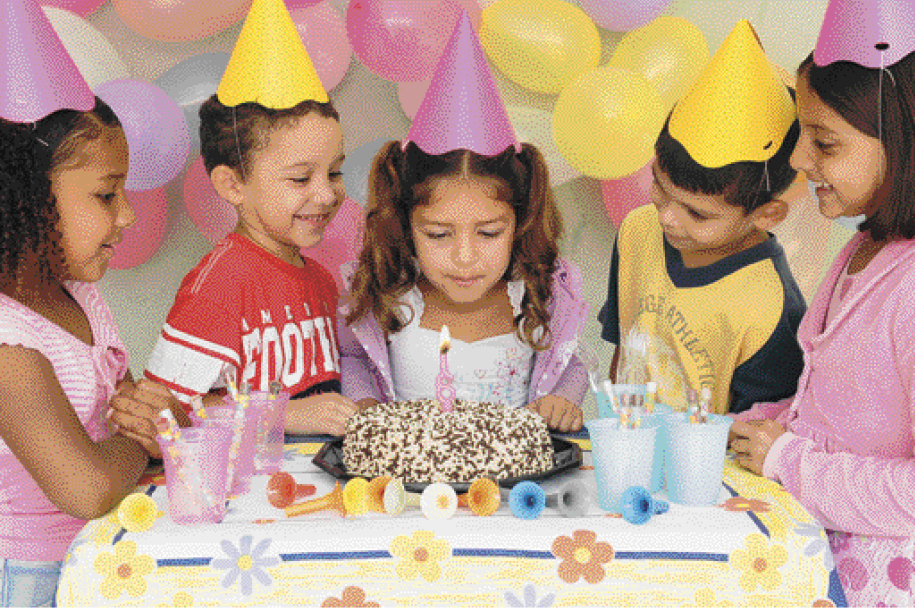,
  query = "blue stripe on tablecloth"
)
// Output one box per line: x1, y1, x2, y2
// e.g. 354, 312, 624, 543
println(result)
722, 481, 770, 539
828, 567, 849, 607
112, 485, 158, 545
